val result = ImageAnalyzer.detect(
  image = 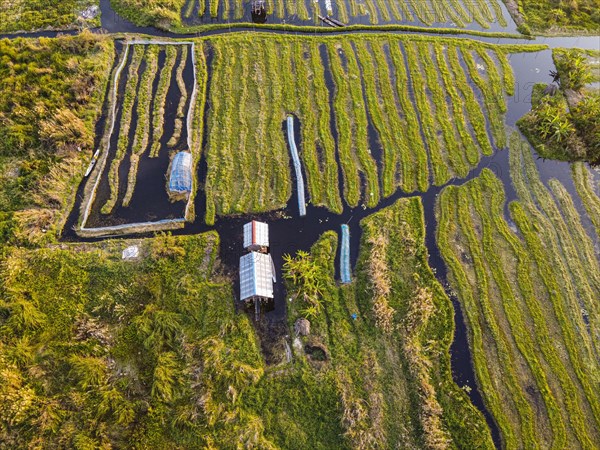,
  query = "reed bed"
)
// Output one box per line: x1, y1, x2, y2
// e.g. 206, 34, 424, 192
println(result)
437, 135, 600, 448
